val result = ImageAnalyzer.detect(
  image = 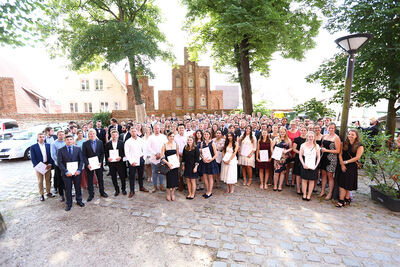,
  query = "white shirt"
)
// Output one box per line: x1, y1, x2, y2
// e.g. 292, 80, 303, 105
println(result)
124, 137, 145, 165
38, 142, 47, 163
174, 133, 187, 154
147, 133, 168, 164
111, 140, 118, 150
